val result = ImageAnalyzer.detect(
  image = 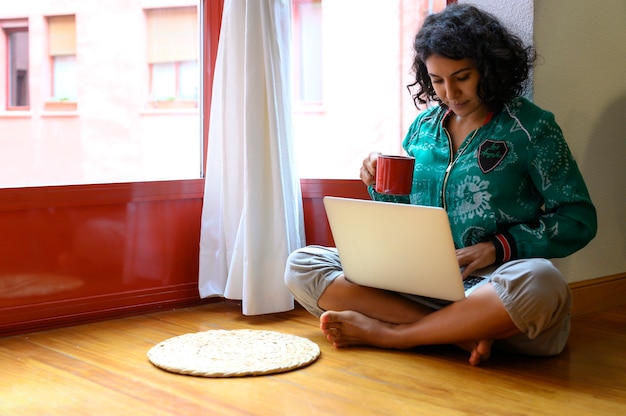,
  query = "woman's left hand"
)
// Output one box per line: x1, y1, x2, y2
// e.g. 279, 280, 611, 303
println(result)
456, 242, 496, 279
